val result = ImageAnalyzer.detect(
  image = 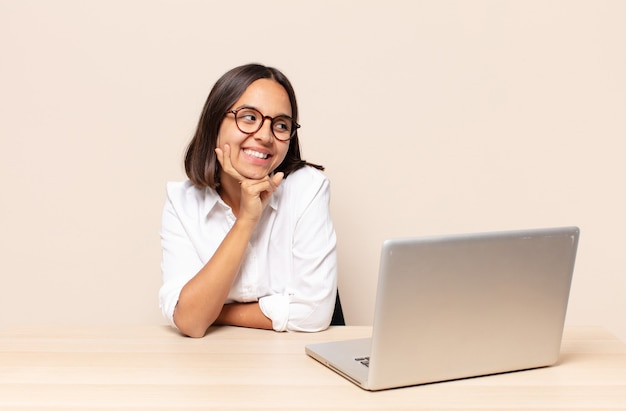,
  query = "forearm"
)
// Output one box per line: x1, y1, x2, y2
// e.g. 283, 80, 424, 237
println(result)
215, 302, 273, 330
174, 219, 256, 337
